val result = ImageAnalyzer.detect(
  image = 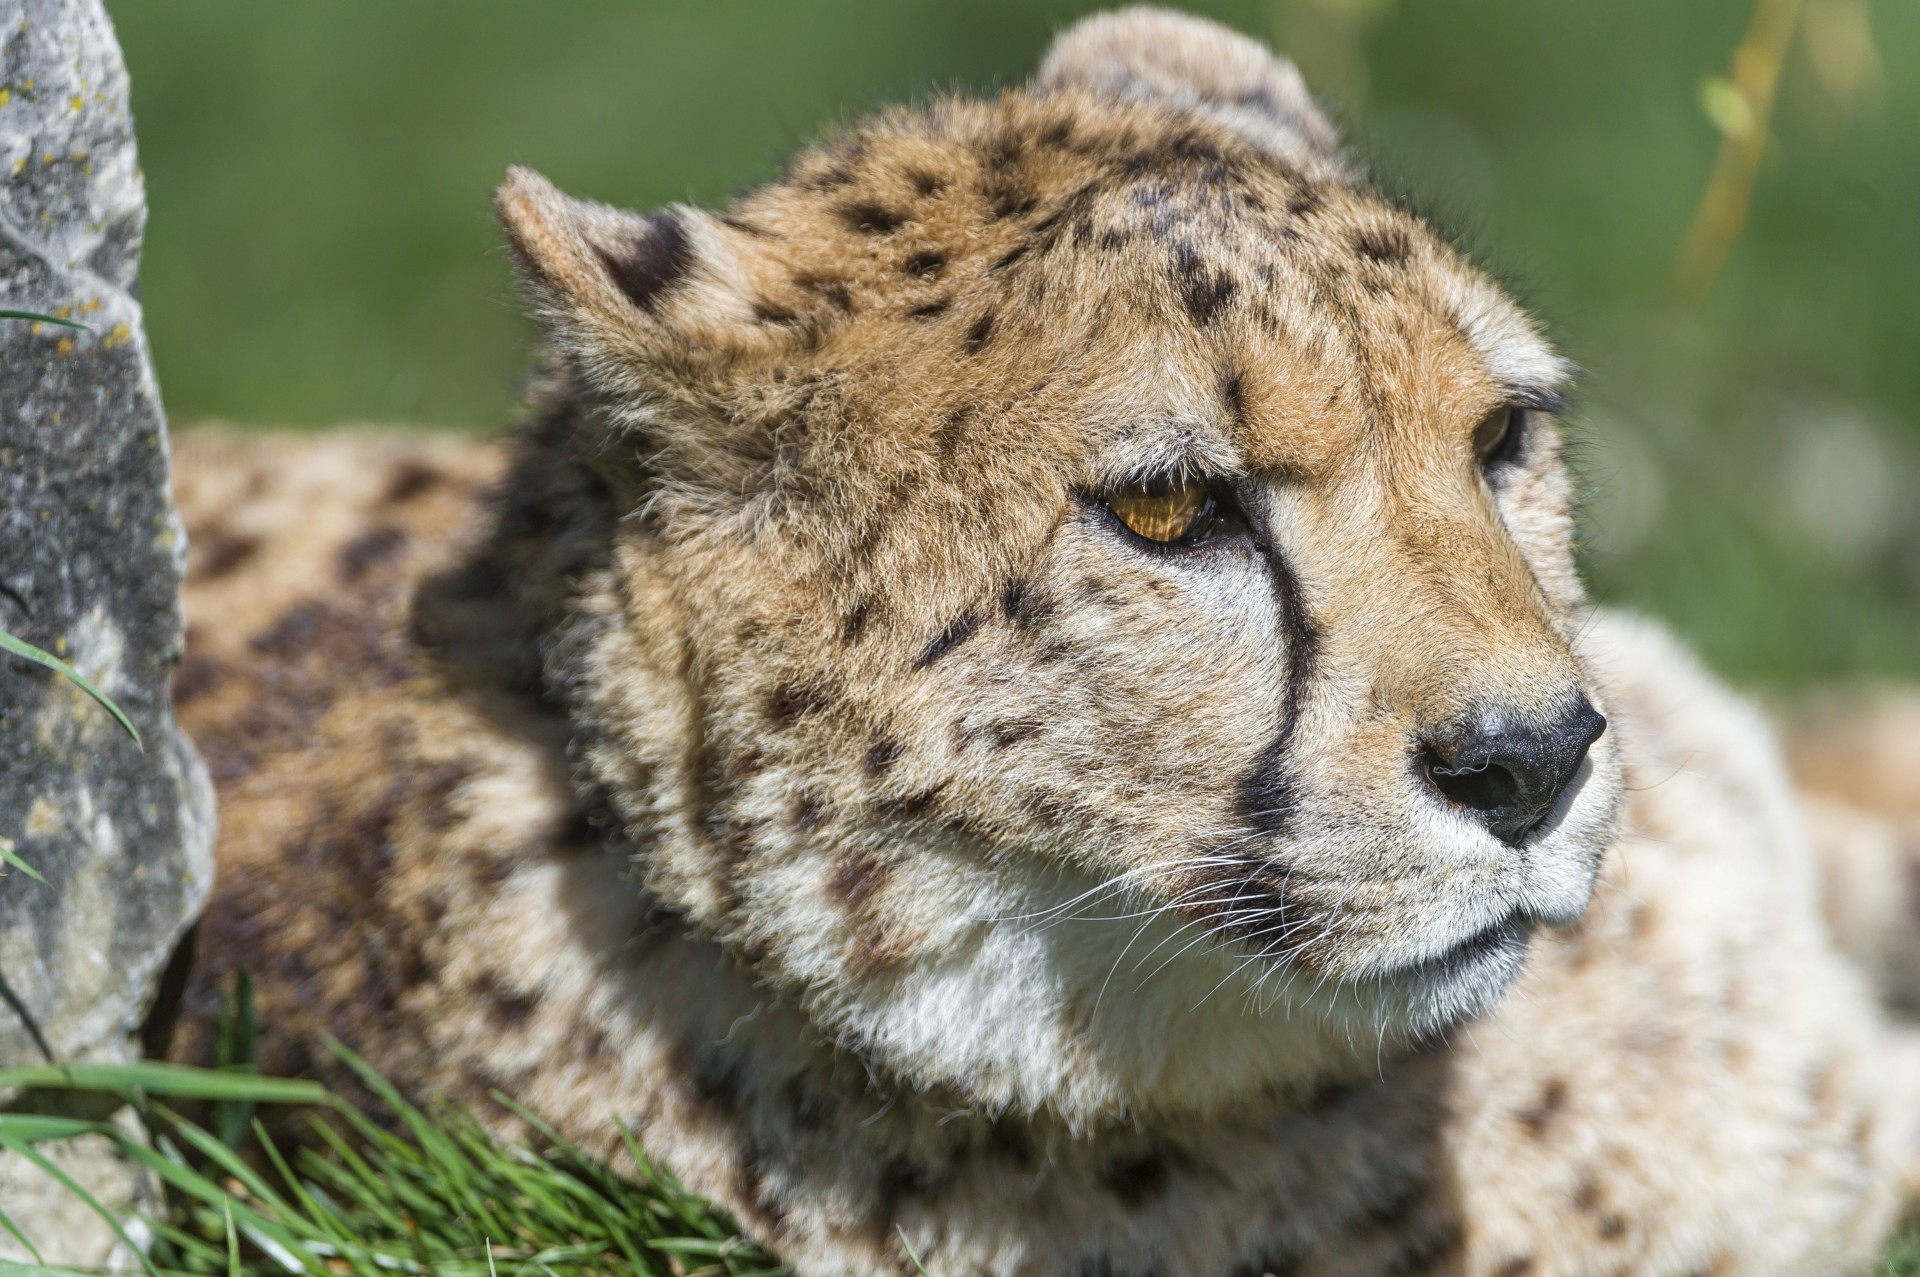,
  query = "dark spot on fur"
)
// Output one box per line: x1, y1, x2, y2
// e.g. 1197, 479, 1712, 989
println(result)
980, 1115, 1035, 1167
1597, 1214, 1628, 1241
1000, 578, 1053, 630
1353, 223, 1412, 265
902, 250, 946, 277
690, 1051, 745, 1116
1229, 1255, 1304, 1277
907, 169, 945, 197
1518, 1077, 1568, 1138
417, 759, 475, 834
866, 736, 900, 776
914, 614, 979, 668
831, 854, 889, 910
1222, 371, 1247, 429
987, 183, 1039, 221
1171, 242, 1236, 325
596, 212, 691, 312
845, 926, 910, 977
720, 817, 758, 862
797, 159, 857, 192
788, 796, 823, 833
907, 298, 950, 319
1287, 190, 1322, 218
841, 202, 906, 234
767, 681, 825, 727
752, 299, 797, 324
1571, 1175, 1602, 1213
726, 746, 765, 781
1356, 1166, 1433, 1230
933, 404, 971, 458
842, 599, 875, 642
963, 312, 995, 354
1387, 1220, 1464, 1273
171, 653, 224, 704
193, 529, 260, 580
337, 525, 407, 583
782, 1073, 833, 1131
1492, 1261, 1535, 1277
1100, 1151, 1177, 1207
249, 600, 331, 658
882, 1155, 948, 1202
477, 853, 517, 890
716, 213, 771, 237
989, 719, 1041, 749
794, 272, 854, 313
382, 460, 445, 504
882, 786, 945, 822
474, 974, 538, 1029
991, 243, 1029, 272
736, 1147, 789, 1235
